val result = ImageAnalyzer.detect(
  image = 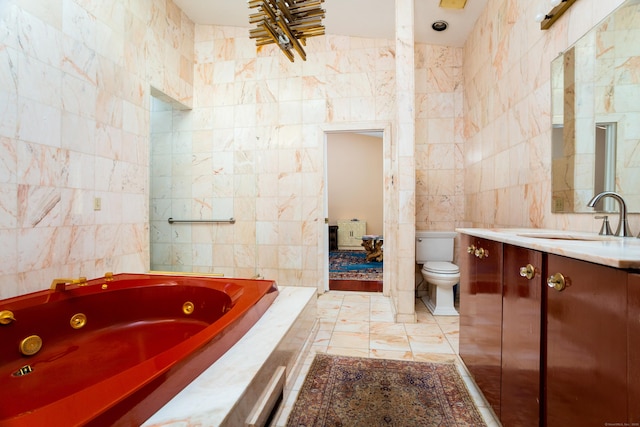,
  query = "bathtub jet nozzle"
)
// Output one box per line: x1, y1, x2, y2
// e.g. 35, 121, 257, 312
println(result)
19, 335, 43, 356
